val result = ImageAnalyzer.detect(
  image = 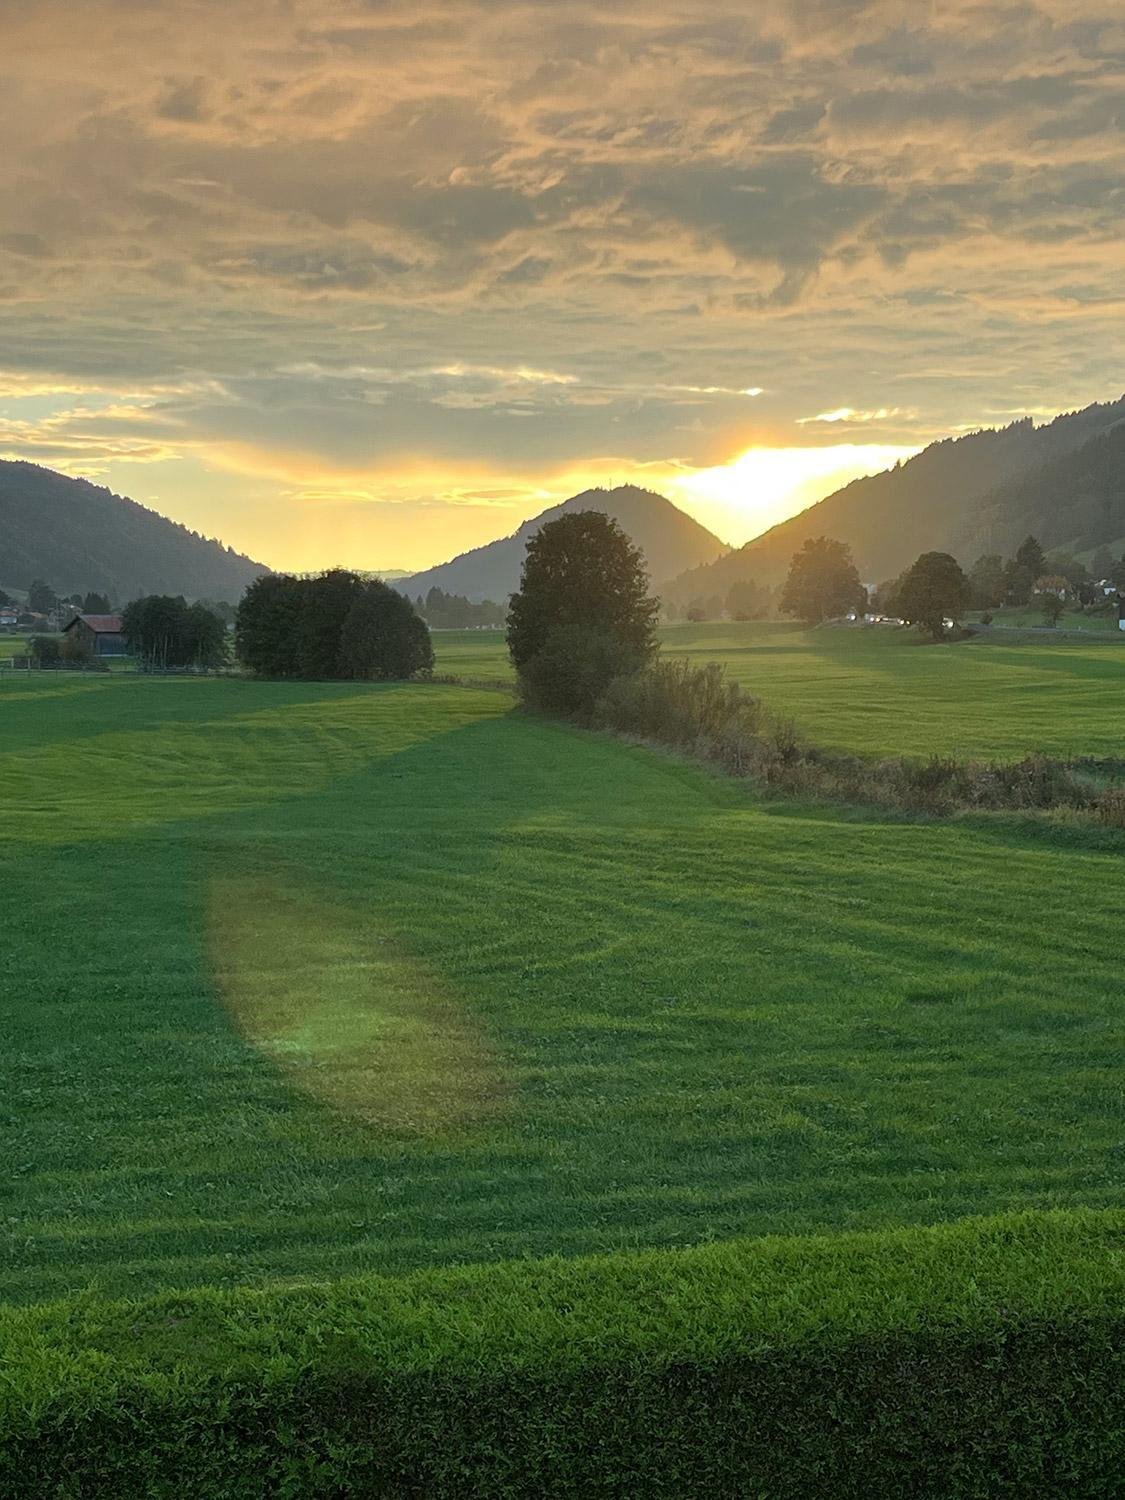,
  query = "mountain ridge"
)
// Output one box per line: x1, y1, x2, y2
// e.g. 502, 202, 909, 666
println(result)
400, 485, 727, 602
663, 397, 1125, 603
0, 461, 270, 602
